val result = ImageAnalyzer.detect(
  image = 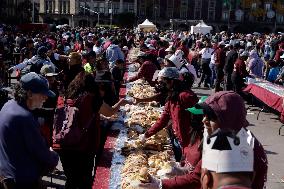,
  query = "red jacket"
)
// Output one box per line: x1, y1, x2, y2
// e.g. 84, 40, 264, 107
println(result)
215, 48, 226, 67
178, 45, 189, 57
145, 90, 198, 149
274, 49, 283, 62
162, 136, 202, 189
128, 61, 158, 86
233, 58, 249, 78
